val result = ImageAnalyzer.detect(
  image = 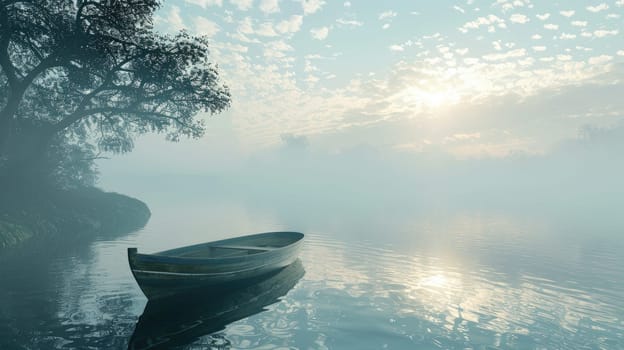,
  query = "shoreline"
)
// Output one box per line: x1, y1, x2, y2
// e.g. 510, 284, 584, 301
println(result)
0, 186, 151, 250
